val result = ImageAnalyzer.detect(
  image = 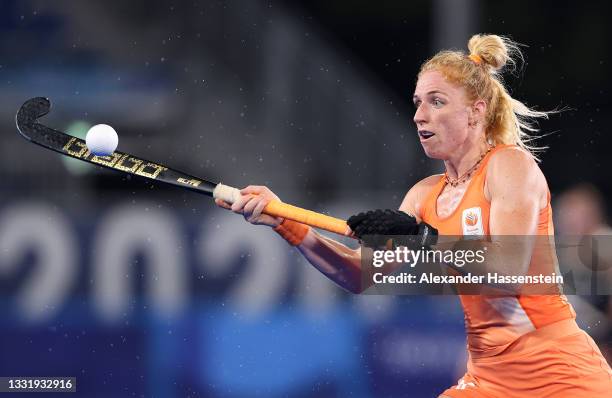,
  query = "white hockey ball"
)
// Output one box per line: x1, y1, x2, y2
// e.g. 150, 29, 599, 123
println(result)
86, 124, 118, 156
